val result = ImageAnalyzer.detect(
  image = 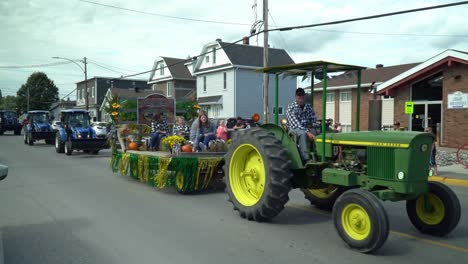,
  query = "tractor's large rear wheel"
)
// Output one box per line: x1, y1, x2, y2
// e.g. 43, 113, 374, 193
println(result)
224, 127, 292, 222
301, 185, 348, 211
333, 189, 389, 253
406, 181, 460, 236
